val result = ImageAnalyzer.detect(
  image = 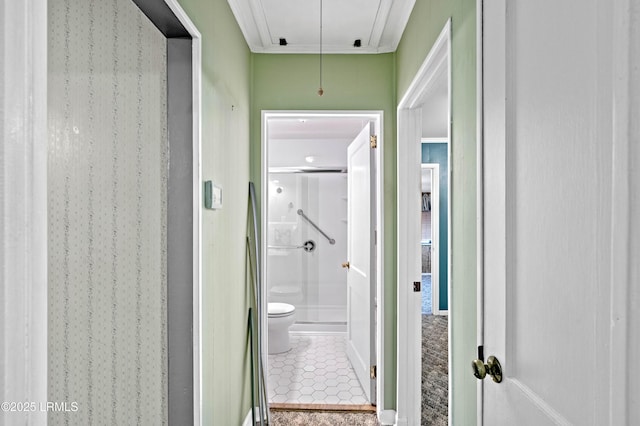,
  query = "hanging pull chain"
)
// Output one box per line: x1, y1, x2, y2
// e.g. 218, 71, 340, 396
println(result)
318, 0, 324, 96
